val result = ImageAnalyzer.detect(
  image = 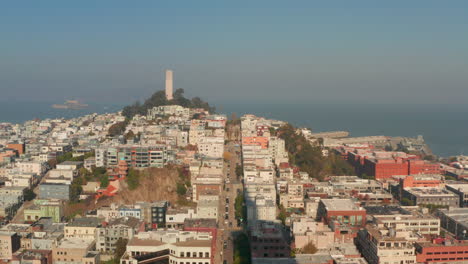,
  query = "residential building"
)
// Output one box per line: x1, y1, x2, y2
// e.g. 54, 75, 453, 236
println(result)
0, 232, 21, 260
64, 217, 101, 240
356, 224, 417, 264
96, 217, 141, 253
